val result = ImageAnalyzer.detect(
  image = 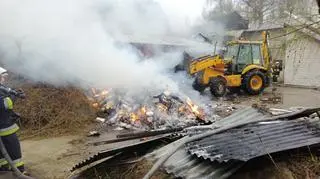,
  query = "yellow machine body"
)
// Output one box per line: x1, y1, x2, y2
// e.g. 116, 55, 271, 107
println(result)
189, 31, 273, 96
